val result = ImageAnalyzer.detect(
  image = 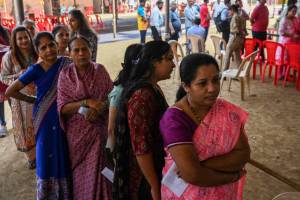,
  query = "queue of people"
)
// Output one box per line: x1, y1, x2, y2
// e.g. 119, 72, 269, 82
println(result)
1, 35, 251, 200
8, 1, 297, 199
